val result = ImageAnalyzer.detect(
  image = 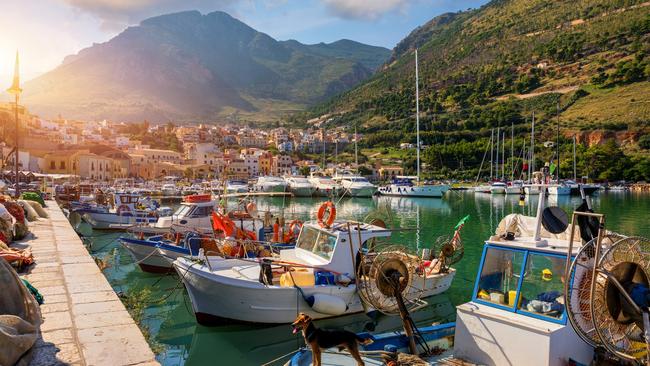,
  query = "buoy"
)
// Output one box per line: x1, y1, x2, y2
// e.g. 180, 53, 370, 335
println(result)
246, 202, 258, 217
317, 201, 336, 228
306, 294, 347, 315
